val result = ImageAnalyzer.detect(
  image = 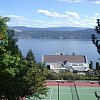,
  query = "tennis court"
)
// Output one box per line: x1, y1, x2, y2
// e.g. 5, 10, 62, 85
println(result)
26, 81, 100, 100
